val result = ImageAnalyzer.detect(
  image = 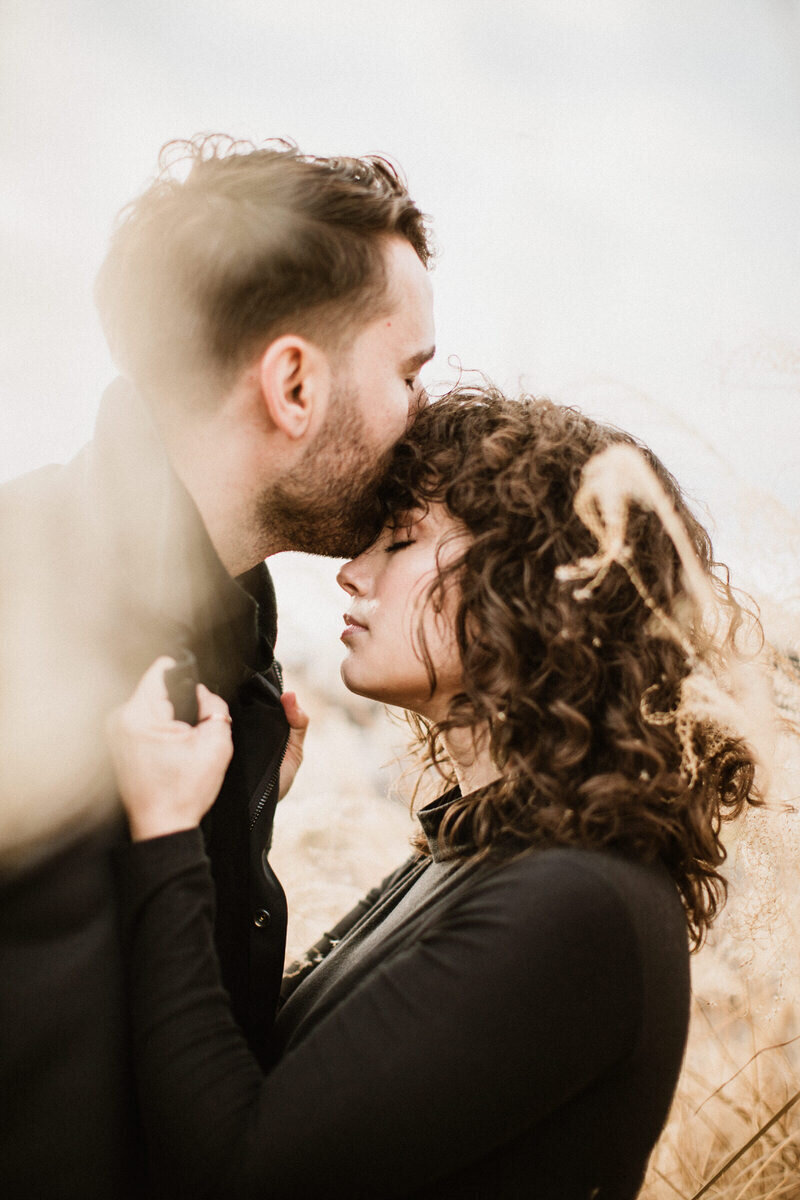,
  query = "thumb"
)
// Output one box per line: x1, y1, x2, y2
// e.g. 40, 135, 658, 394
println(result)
281, 691, 310, 735
277, 693, 309, 803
